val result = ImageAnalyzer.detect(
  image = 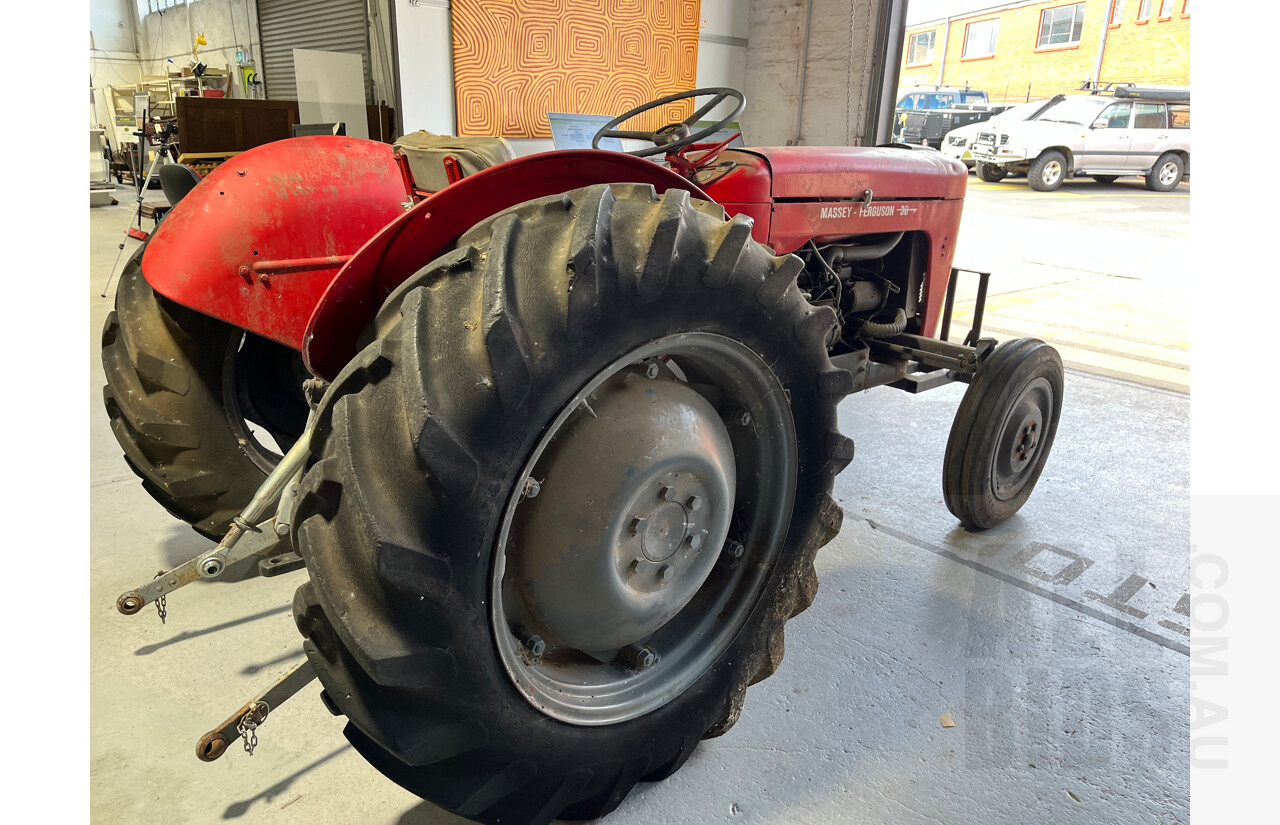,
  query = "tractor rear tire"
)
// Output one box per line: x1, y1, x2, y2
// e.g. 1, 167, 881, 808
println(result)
101, 246, 309, 538
292, 183, 853, 825
943, 338, 1064, 530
